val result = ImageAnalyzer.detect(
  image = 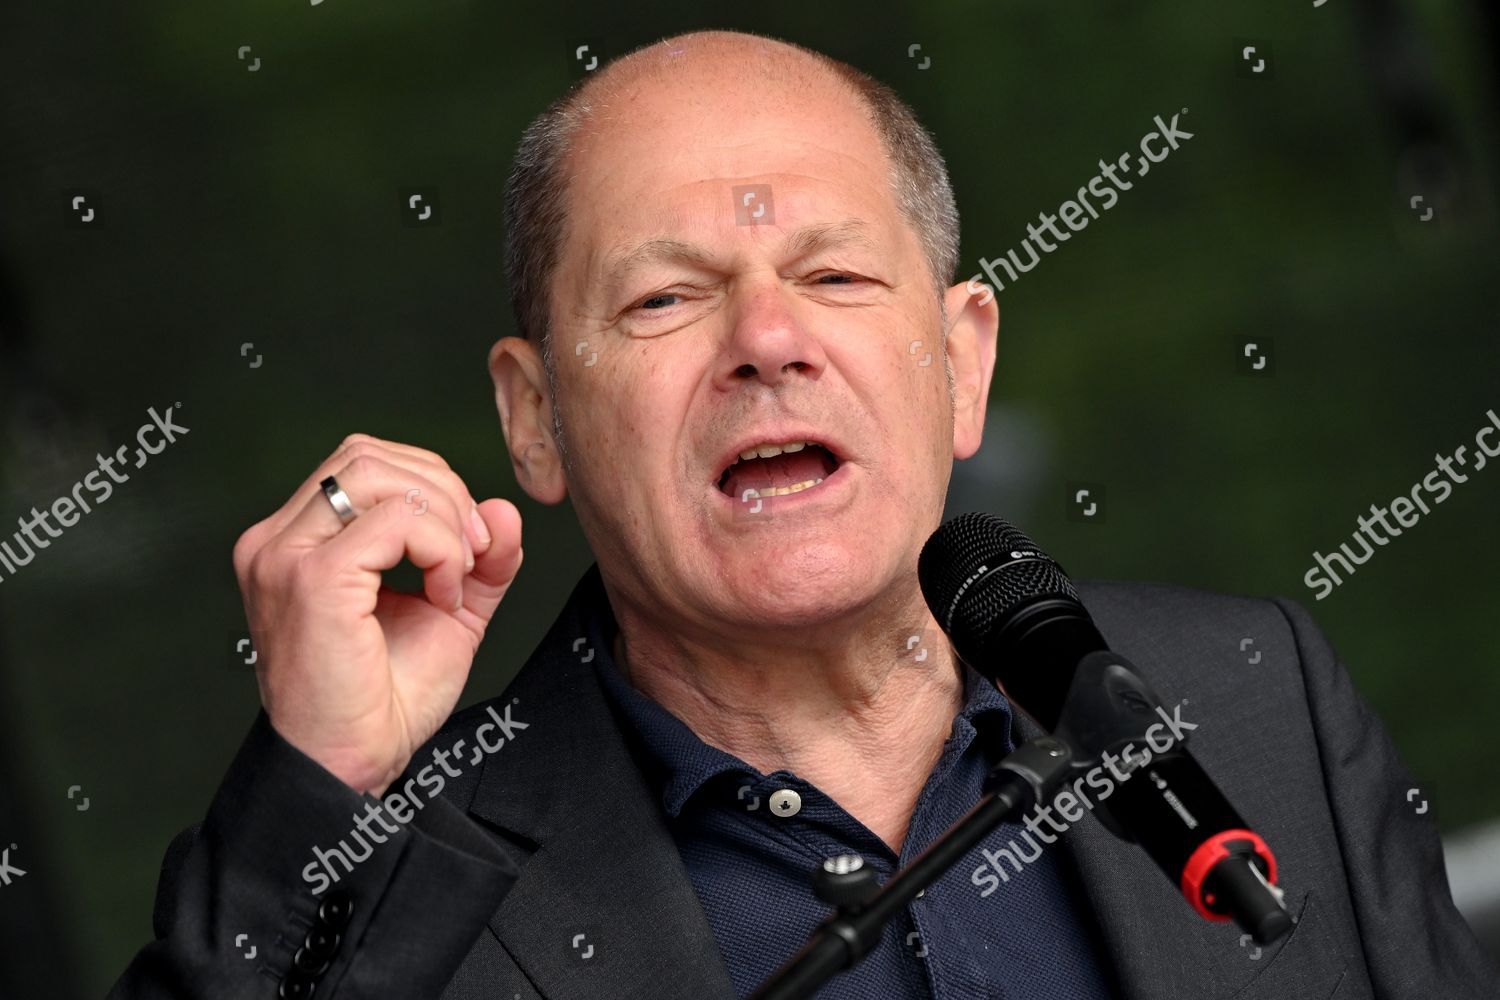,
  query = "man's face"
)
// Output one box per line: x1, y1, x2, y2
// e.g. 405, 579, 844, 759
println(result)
517, 62, 990, 637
